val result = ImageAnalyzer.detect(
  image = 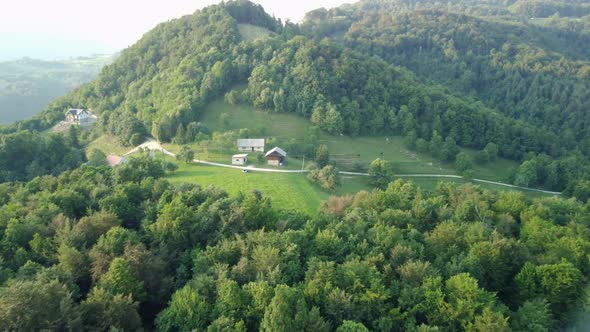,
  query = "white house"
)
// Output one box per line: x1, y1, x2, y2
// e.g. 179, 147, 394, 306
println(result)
237, 138, 265, 152
65, 109, 97, 126
232, 154, 248, 165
